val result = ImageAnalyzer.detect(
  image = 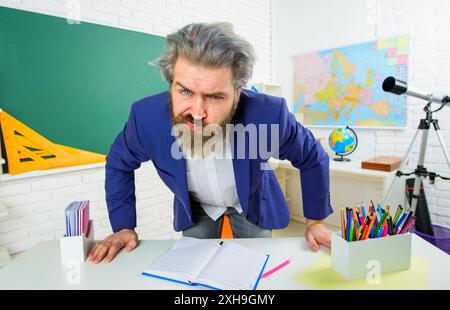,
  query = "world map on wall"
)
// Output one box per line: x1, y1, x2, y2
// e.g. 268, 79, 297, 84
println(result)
293, 36, 408, 128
